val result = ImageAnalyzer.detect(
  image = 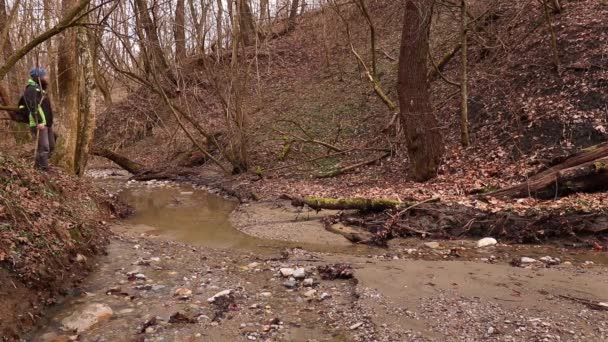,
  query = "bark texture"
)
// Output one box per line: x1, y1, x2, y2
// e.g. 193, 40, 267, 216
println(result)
397, 0, 444, 181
